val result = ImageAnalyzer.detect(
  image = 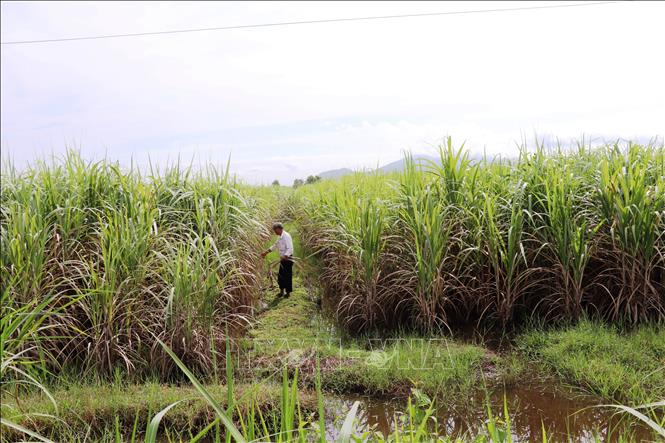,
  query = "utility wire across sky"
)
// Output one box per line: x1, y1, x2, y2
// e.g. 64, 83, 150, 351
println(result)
1, 1, 617, 46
